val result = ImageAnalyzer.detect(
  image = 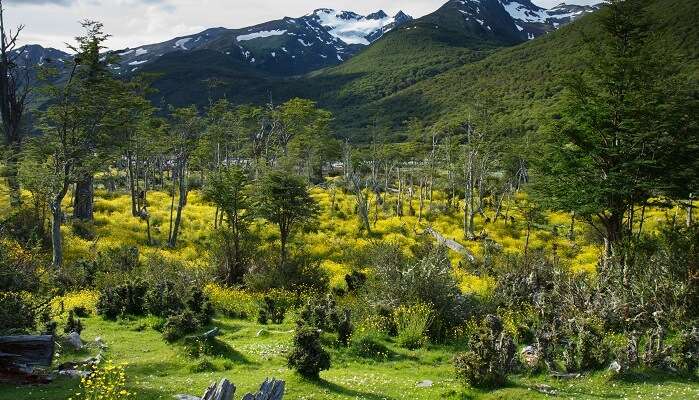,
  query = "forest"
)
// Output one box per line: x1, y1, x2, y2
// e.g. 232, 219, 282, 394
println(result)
0, 1, 697, 399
